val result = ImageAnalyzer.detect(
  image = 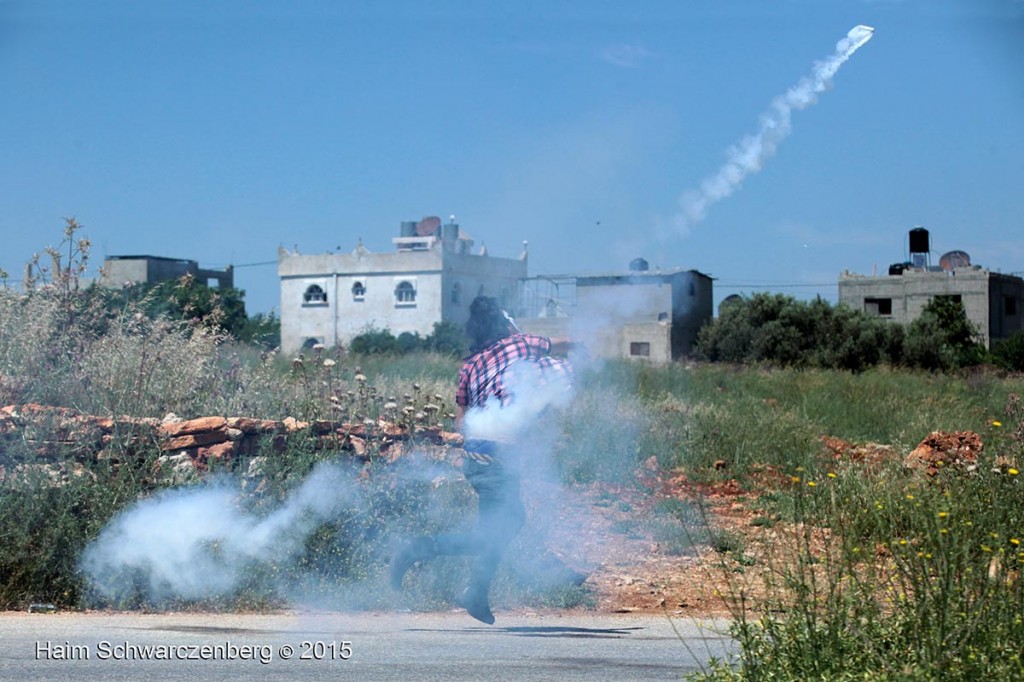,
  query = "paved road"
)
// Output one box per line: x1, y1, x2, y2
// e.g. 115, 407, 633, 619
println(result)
0, 610, 734, 681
